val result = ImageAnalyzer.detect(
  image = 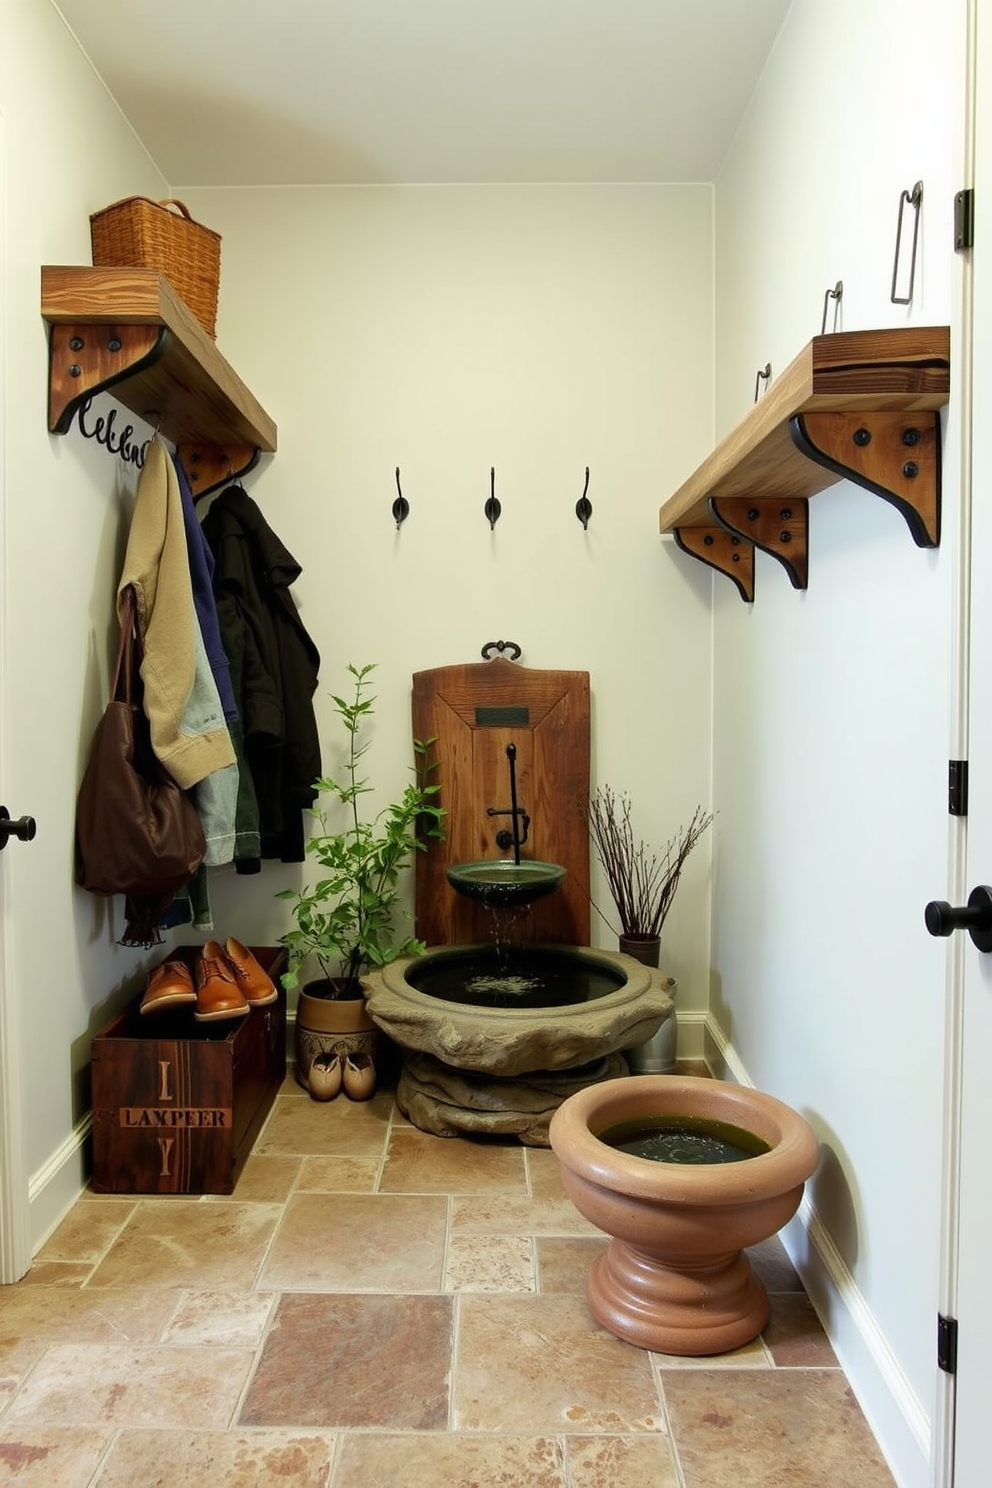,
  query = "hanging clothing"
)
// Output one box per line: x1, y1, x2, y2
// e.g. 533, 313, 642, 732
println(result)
117, 439, 236, 788
173, 453, 238, 725
201, 485, 321, 862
